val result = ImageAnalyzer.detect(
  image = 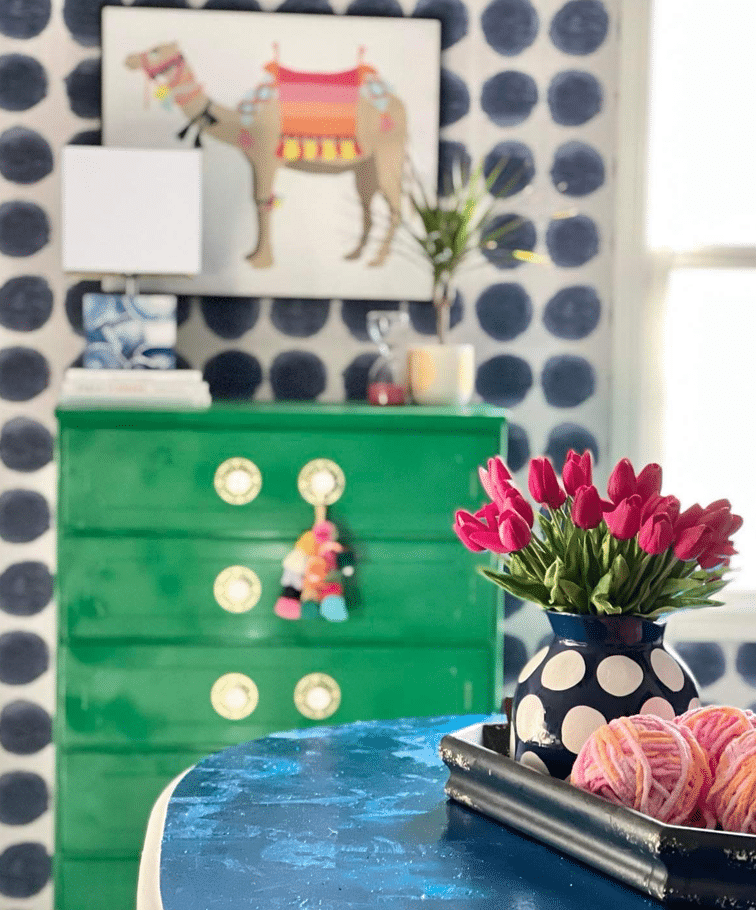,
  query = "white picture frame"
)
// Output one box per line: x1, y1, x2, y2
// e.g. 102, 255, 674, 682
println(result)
102, 6, 440, 300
